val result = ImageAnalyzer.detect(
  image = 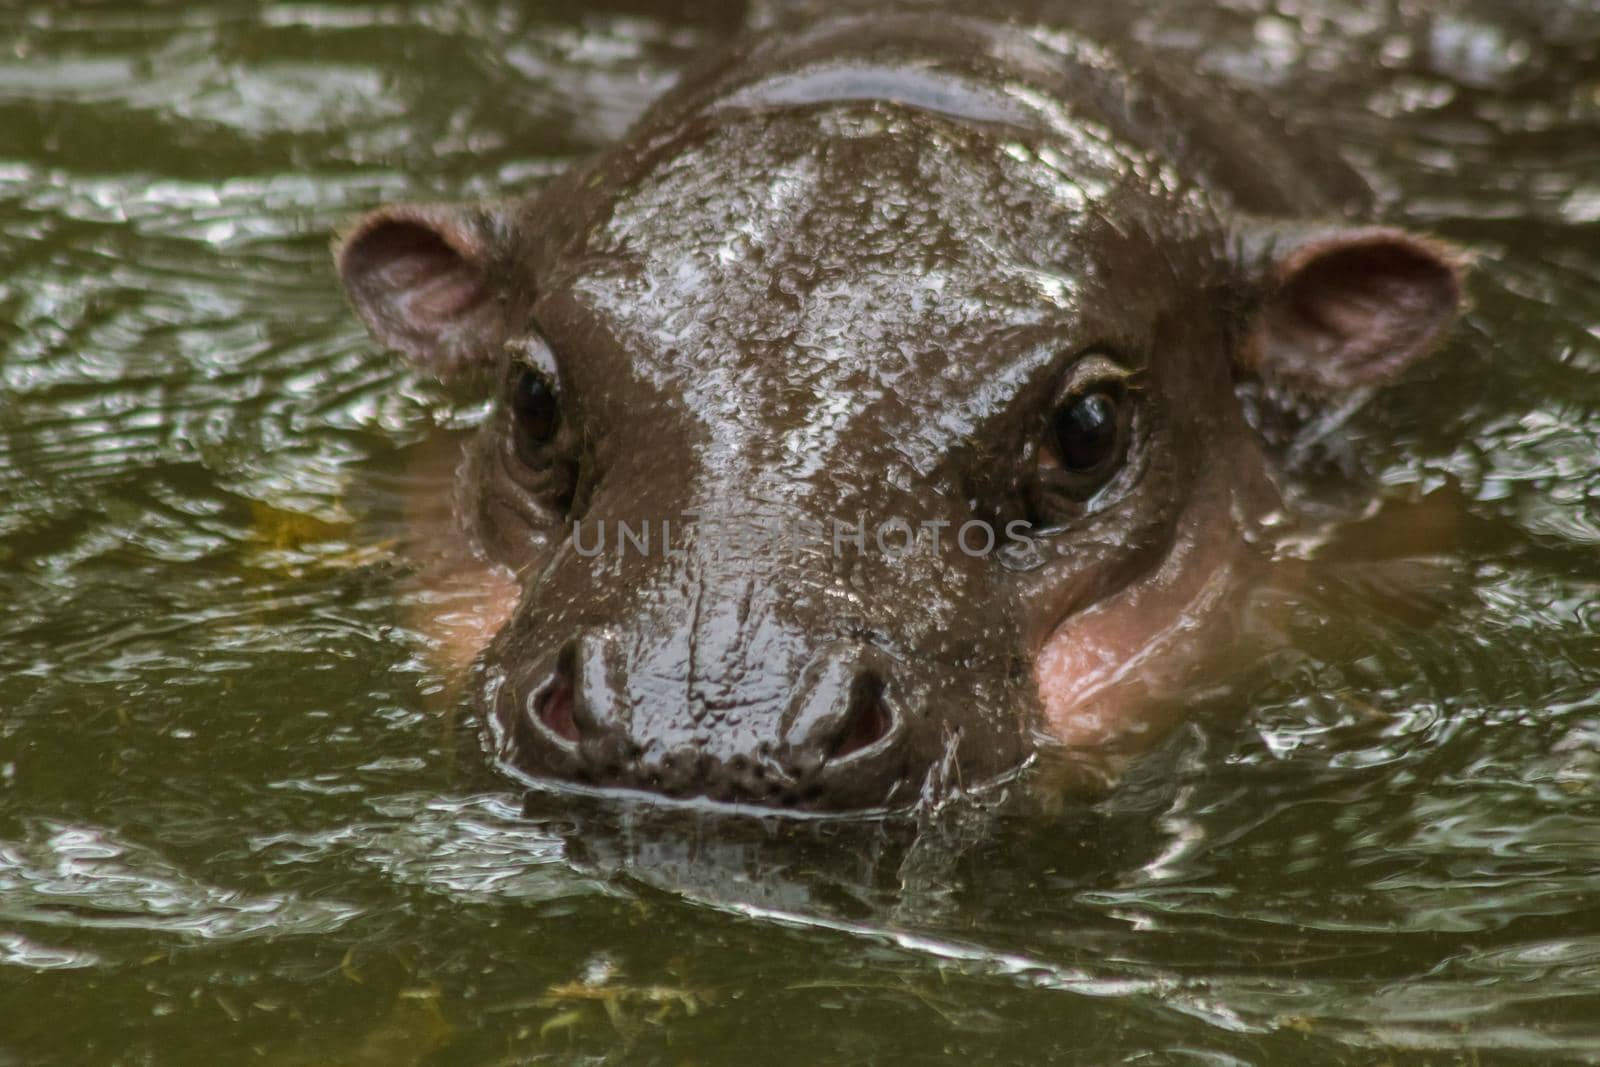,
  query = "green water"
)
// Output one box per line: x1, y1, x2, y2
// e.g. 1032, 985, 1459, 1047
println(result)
2, 2, 1598, 1063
